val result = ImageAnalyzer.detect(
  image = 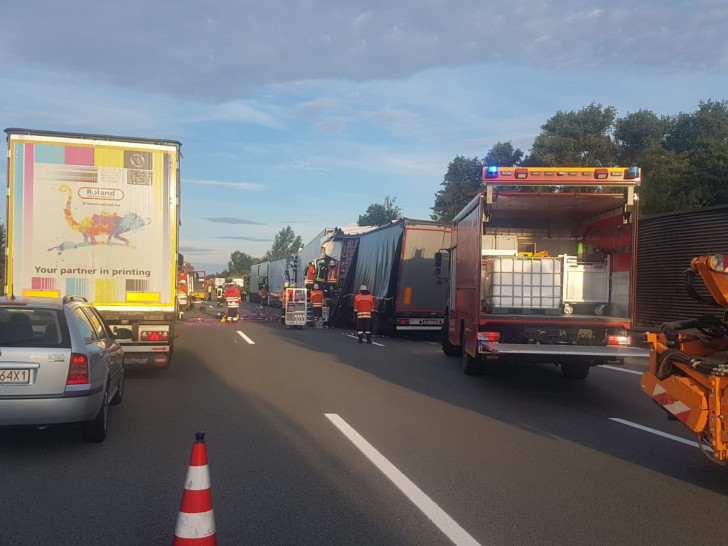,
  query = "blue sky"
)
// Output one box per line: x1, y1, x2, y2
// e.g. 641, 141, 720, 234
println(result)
1, 0, 727, 274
